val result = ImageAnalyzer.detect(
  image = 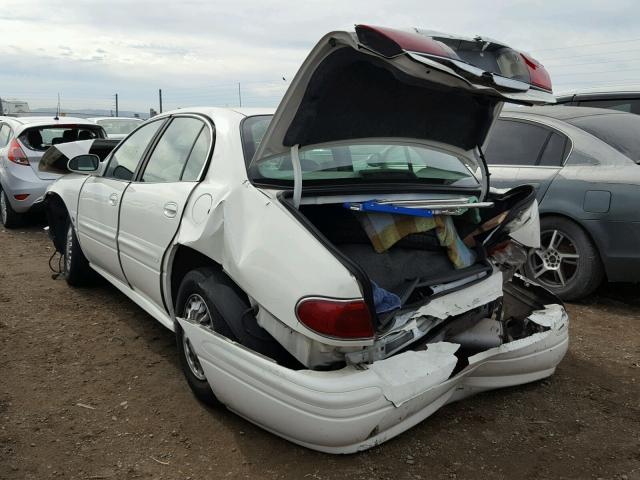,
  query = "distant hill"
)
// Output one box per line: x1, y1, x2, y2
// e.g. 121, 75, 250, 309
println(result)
30, 107, 149, 119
